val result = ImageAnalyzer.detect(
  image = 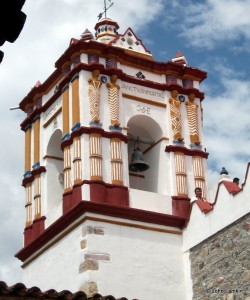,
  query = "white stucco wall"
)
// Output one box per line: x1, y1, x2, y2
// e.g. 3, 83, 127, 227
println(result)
22, 213, 185, 300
